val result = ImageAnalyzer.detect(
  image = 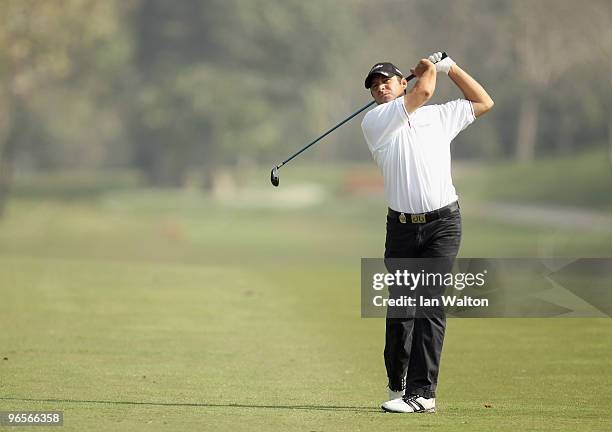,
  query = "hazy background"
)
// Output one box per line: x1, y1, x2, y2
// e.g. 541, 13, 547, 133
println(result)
1, 0, 612, 208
